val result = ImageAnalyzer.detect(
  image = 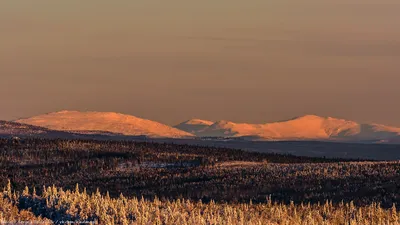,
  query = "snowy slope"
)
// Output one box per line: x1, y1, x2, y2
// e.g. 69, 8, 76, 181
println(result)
17, 111, 194, 138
